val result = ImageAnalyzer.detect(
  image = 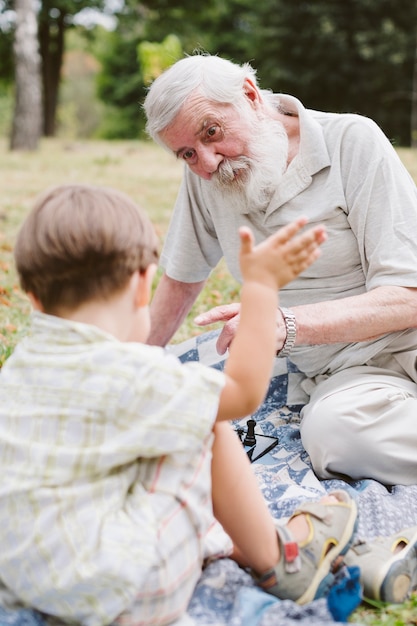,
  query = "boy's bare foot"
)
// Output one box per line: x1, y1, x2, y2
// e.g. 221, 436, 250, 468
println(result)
287, 494, 339, 542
